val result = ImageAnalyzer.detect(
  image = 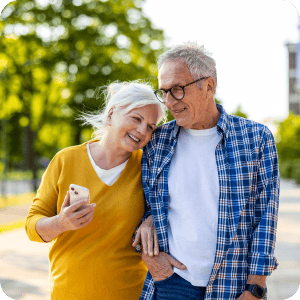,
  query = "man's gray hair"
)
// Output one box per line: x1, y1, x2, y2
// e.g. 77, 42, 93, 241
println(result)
79, 81, 165, 140
158, 42, 217, 90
